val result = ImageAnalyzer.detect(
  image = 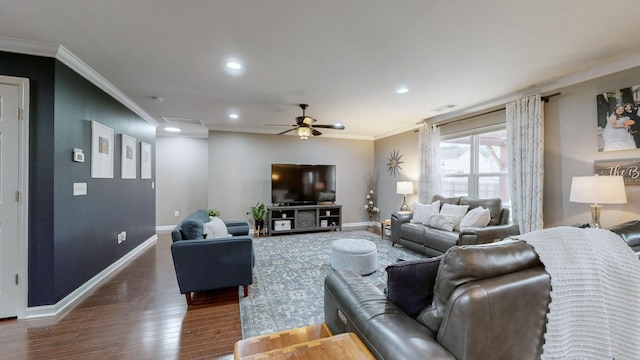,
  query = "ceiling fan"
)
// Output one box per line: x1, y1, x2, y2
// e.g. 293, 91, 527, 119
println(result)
267, 104, 345, 140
